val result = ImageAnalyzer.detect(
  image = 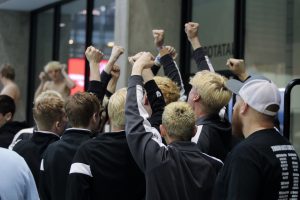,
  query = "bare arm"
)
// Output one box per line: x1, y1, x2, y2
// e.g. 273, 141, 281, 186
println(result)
34, 72, 47, 99
61, 64, 76, 89
104, 45, 124, 75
